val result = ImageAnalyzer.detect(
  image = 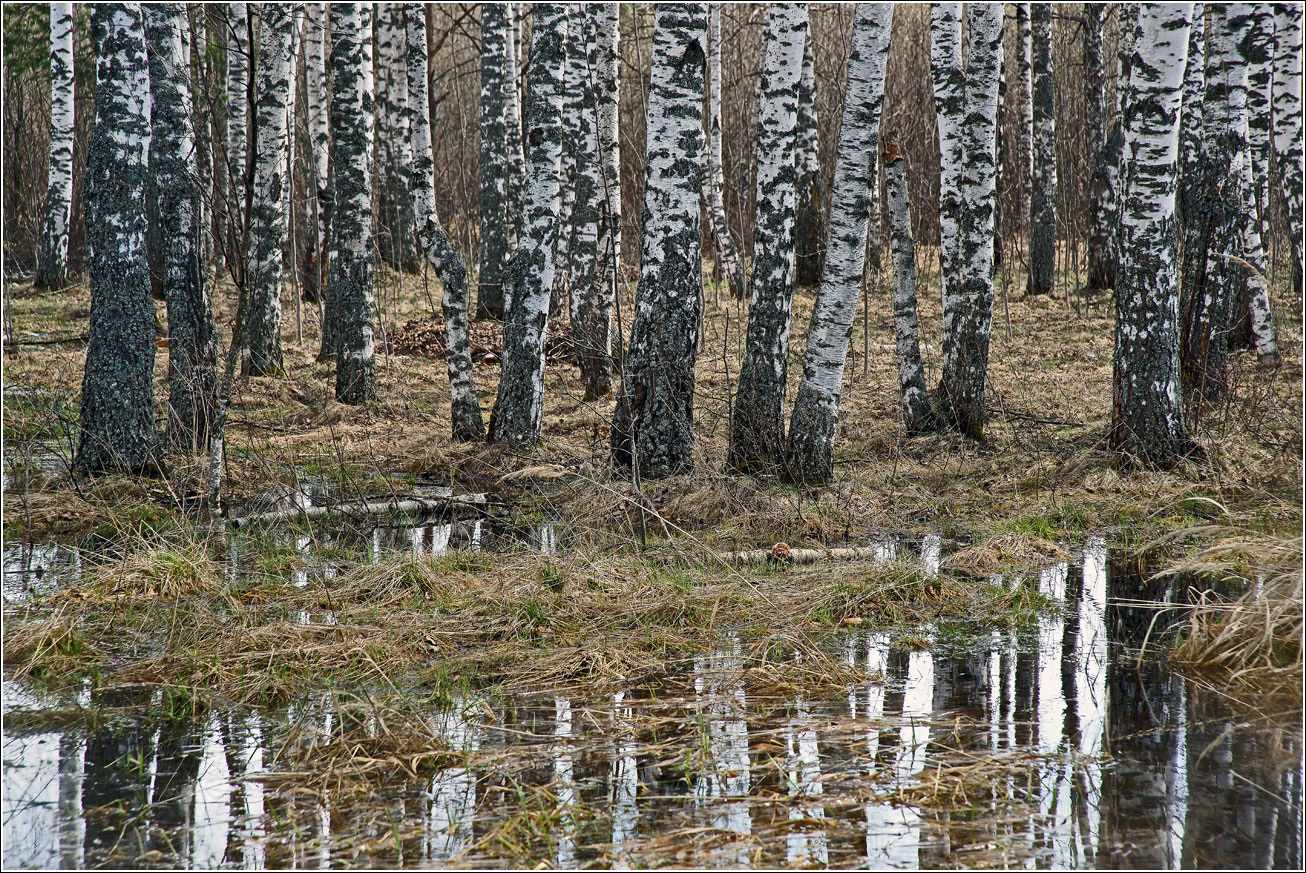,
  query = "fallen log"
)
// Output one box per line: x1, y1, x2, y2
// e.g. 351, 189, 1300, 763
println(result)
228, 493, 495, 529
720, 544, 895, 567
